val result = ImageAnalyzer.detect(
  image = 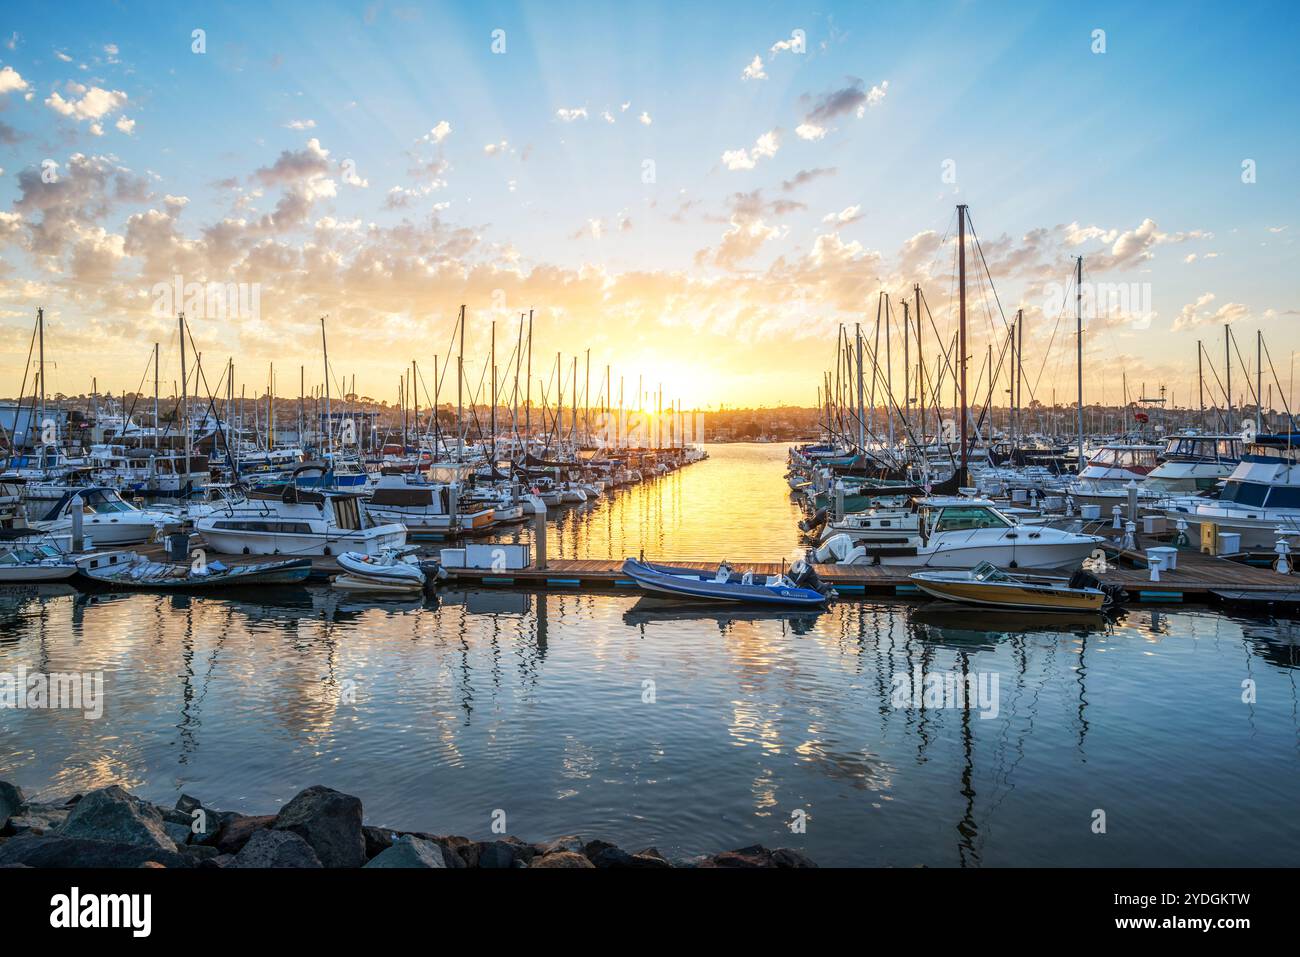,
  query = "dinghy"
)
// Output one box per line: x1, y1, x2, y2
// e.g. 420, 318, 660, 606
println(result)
332, 548, 427, 594
908, 562, 1125, 612
621, 557, 833, 607
77, 552, 312, 590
